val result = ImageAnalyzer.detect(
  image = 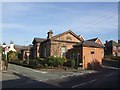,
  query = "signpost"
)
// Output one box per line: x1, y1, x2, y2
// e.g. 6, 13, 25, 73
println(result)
4, 46, 9, 60
26, 51, 30, 64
